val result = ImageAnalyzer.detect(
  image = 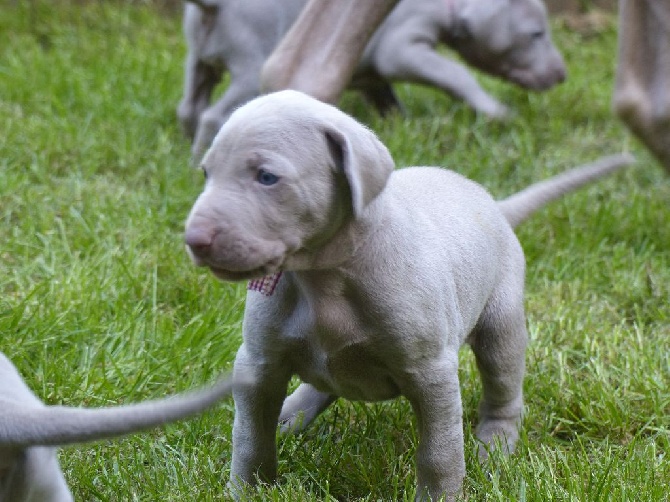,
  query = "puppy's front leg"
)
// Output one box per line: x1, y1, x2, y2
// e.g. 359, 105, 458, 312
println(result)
229, 345, 290, 496
407, 361, 465, 502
